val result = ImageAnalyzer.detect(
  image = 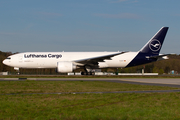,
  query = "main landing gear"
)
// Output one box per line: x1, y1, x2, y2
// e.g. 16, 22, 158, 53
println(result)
81, 66, 95, 75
